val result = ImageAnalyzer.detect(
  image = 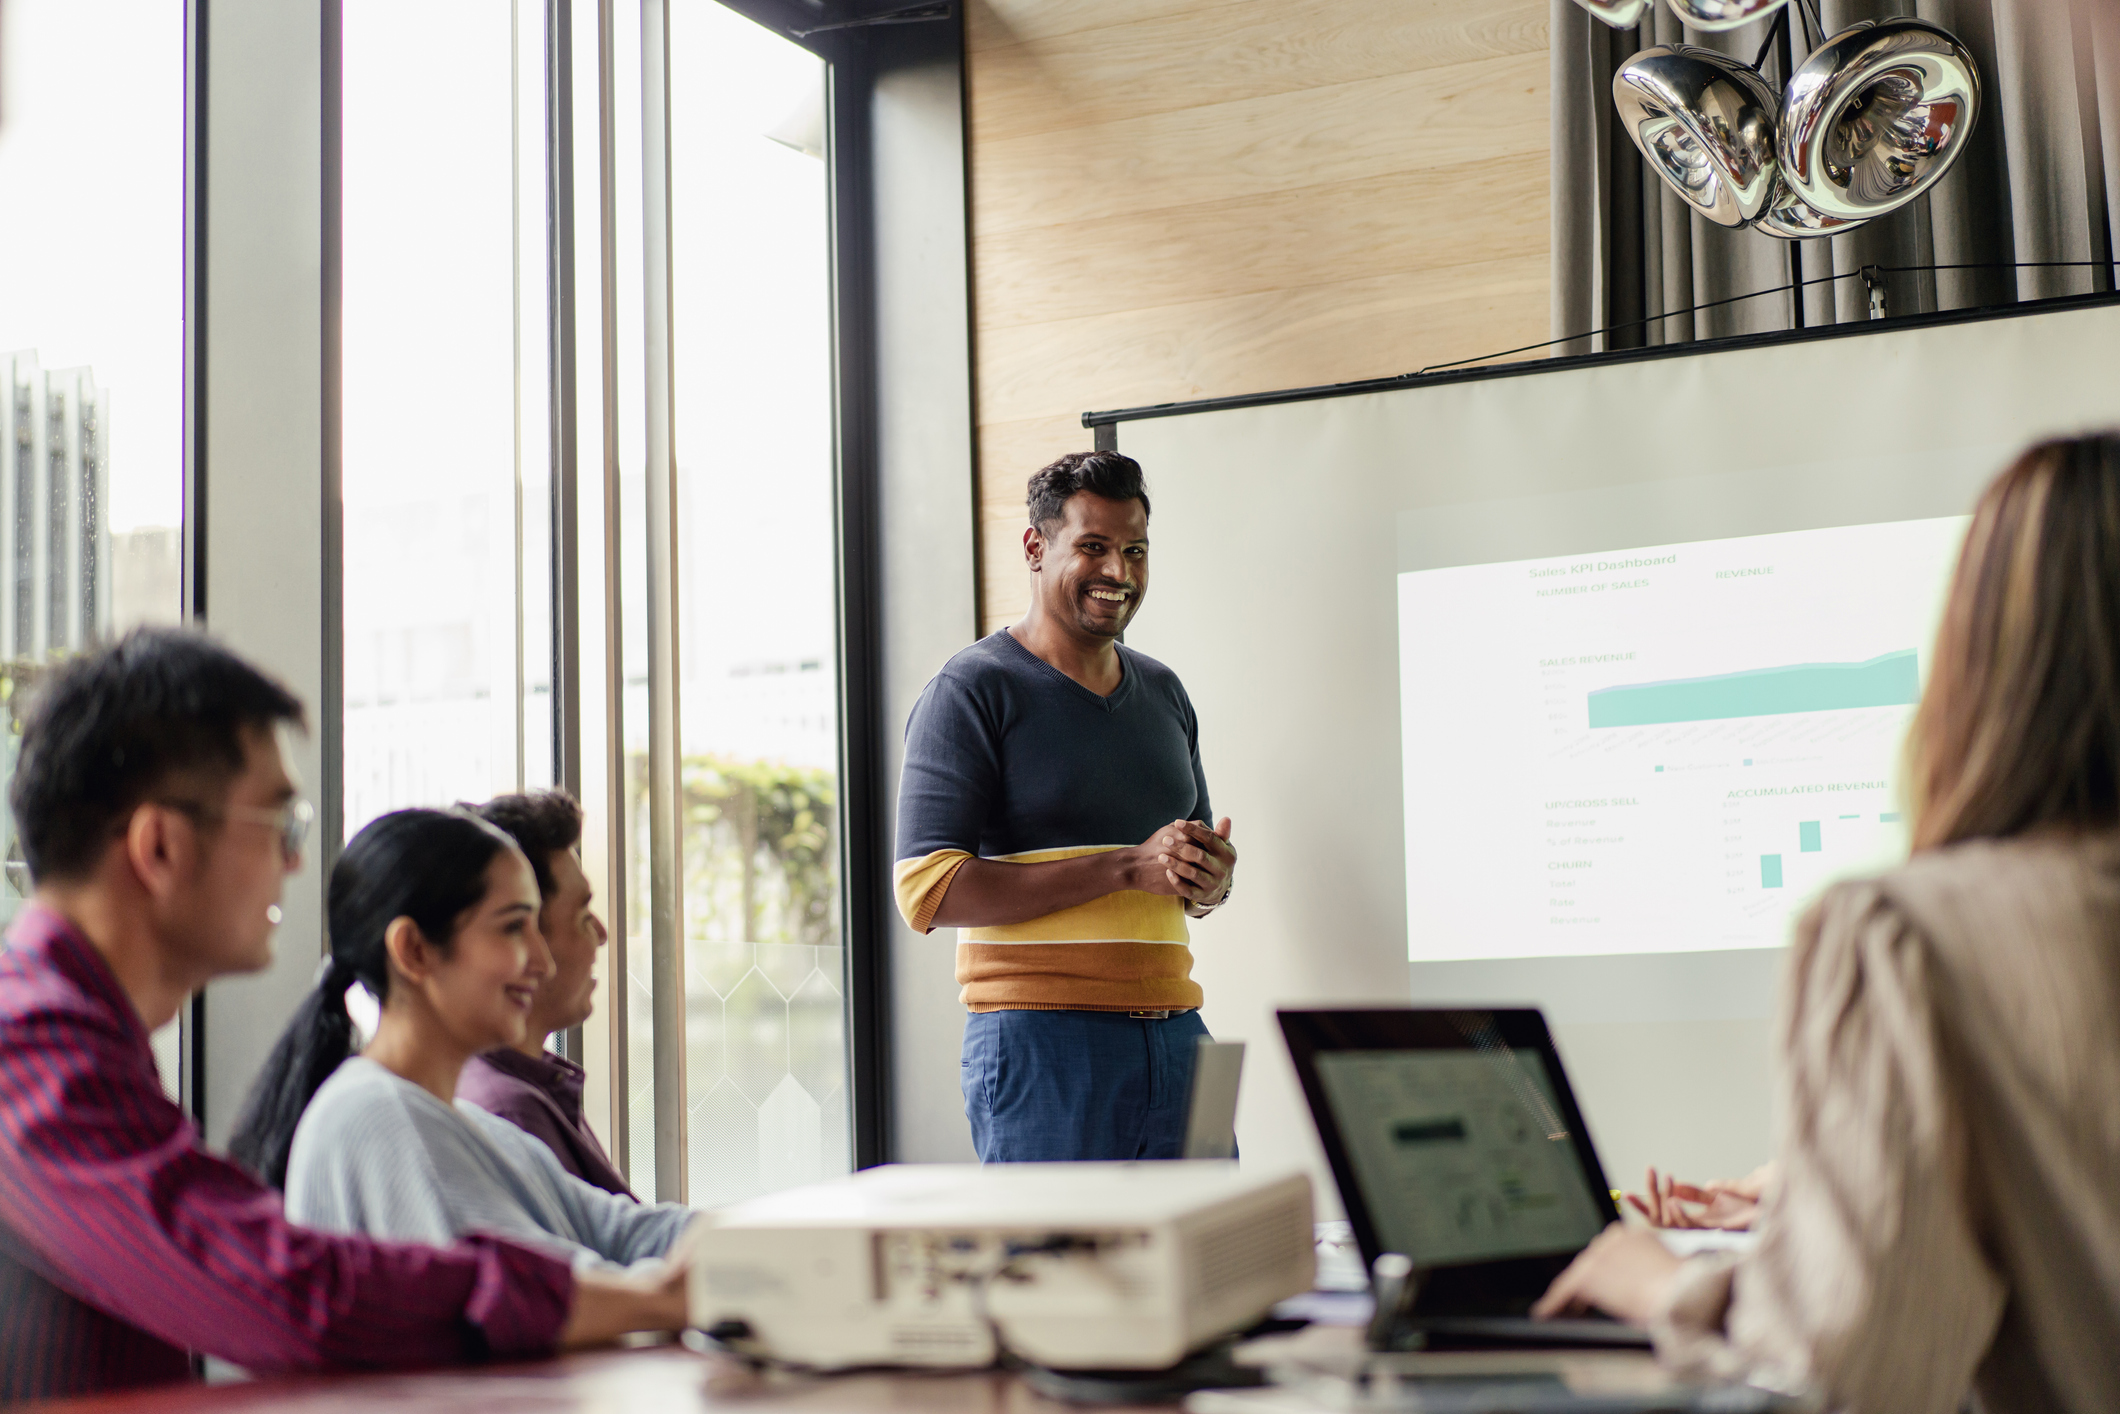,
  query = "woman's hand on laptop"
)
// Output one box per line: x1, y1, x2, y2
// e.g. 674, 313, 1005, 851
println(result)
1531, 1224, 1681, 1328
